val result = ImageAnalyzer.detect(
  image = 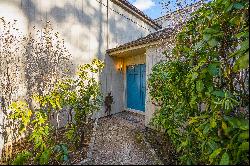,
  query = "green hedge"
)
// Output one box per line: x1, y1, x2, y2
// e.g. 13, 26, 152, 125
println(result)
148, 0, 249, 164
